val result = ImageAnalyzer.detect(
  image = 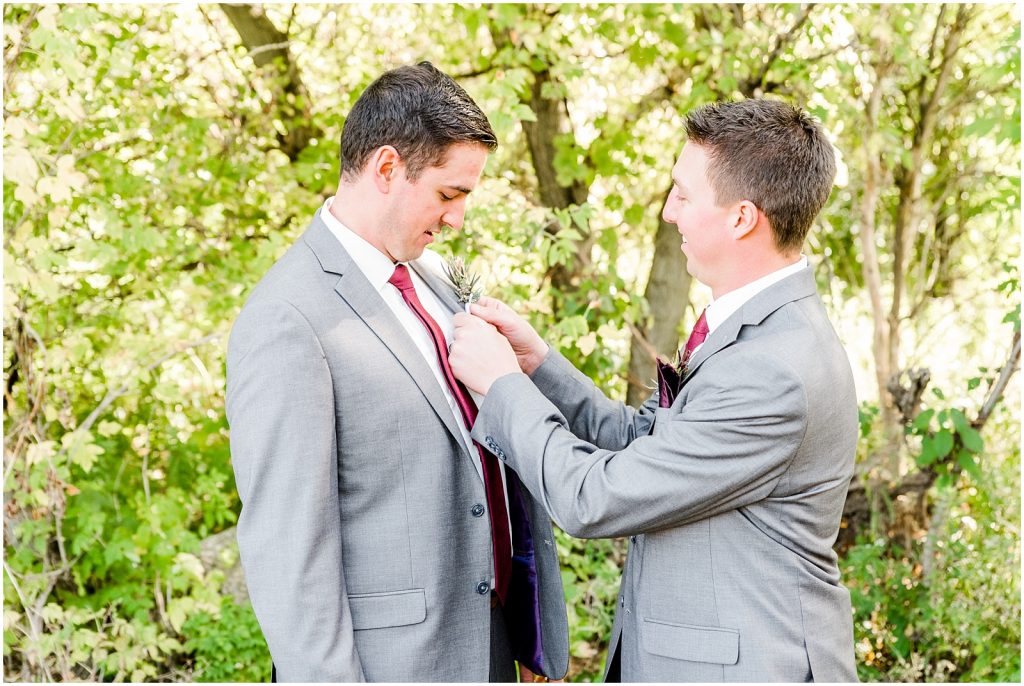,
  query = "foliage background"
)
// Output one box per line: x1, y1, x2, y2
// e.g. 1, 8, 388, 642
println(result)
3, 3, 1020, 682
